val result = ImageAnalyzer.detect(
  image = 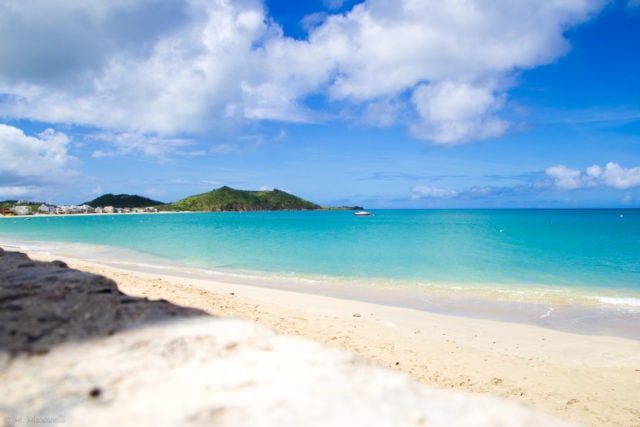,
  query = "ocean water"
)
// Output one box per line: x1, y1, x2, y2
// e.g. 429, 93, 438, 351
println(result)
1, 209, 639, 337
